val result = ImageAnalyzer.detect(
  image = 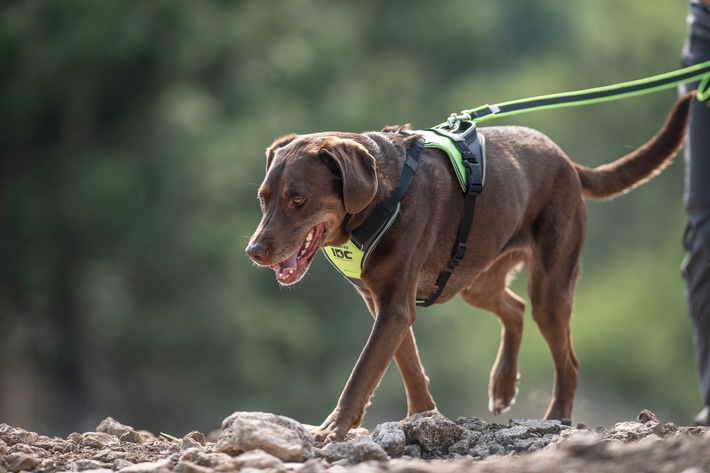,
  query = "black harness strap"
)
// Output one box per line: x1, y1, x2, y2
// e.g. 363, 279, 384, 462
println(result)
337, 128, 482, 308
417, 124, 484, 307
351, 142, 423, 251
